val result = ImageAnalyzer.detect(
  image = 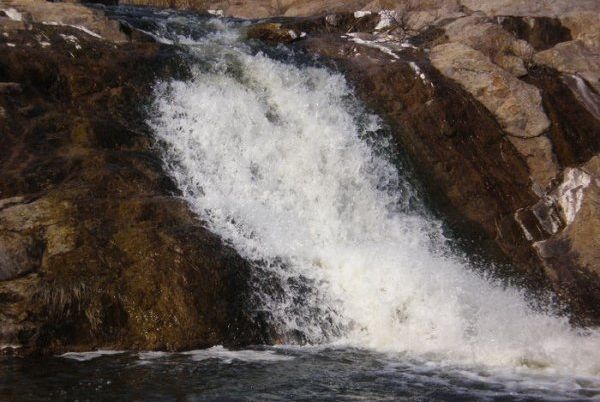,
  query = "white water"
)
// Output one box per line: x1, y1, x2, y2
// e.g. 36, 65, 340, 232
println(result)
148, 19, 600, 380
